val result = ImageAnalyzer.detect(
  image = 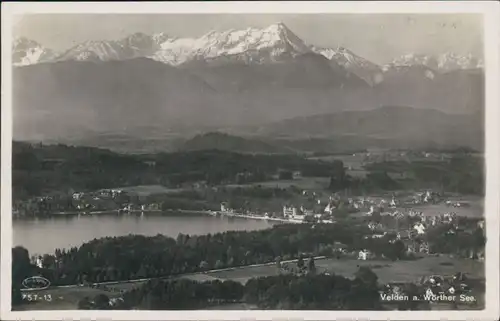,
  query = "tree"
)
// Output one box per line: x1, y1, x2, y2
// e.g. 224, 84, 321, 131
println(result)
297, 255, 305, 270
215, 260, 224, 269
329, 160, 347, 191
278, 171, 293, 180
385, 240, 406, 261
371, 211, 382, 223
93, 294, 110, 310
354, 266, 378, 287
393, 240, 407, 260
199, 260, 209, 270
77, 296, 93, 310
12, 287, 23, 306
307, 257, 316, 274
275, 256, 282, 269
42, 254, 56, 269
397, 283, 420, 310
472, 227, 486, 250
365, 170, 399, 190
12, 246, 32, 306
